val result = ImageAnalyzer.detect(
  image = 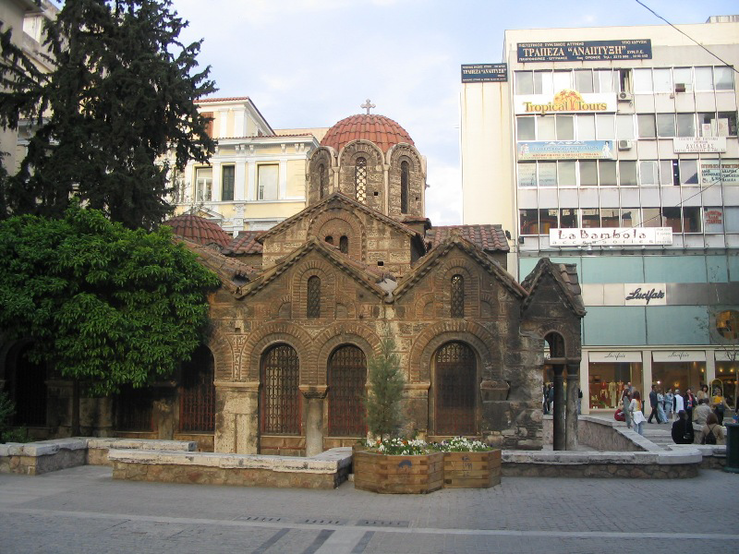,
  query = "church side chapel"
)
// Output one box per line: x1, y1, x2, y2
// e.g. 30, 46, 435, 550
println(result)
0, 105, 585, 454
